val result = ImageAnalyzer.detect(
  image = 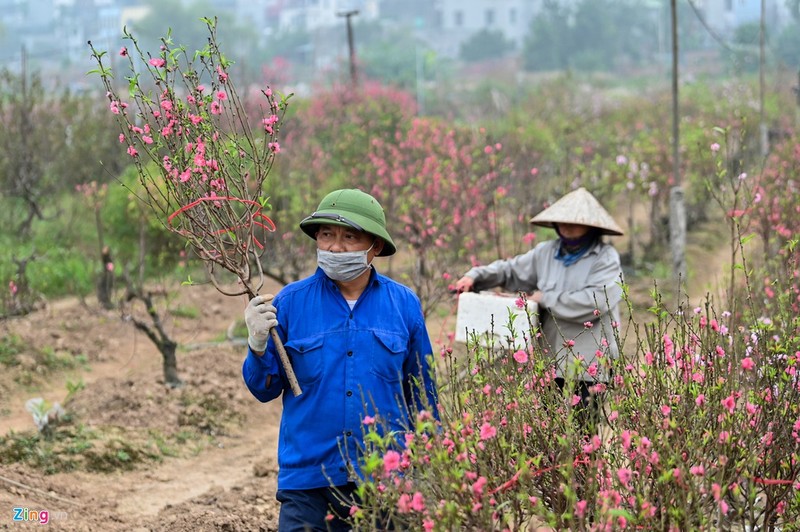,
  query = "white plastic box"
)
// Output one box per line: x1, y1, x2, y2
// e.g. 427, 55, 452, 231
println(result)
454, 291, 538, 350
